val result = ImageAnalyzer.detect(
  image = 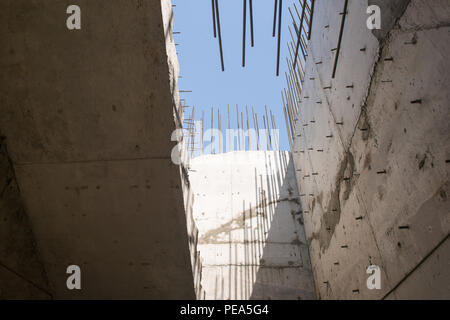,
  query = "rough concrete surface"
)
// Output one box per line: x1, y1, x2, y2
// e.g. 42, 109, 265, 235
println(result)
1, 0, 449, 301
291, 0, 450, 299
0, 0, 195, 299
